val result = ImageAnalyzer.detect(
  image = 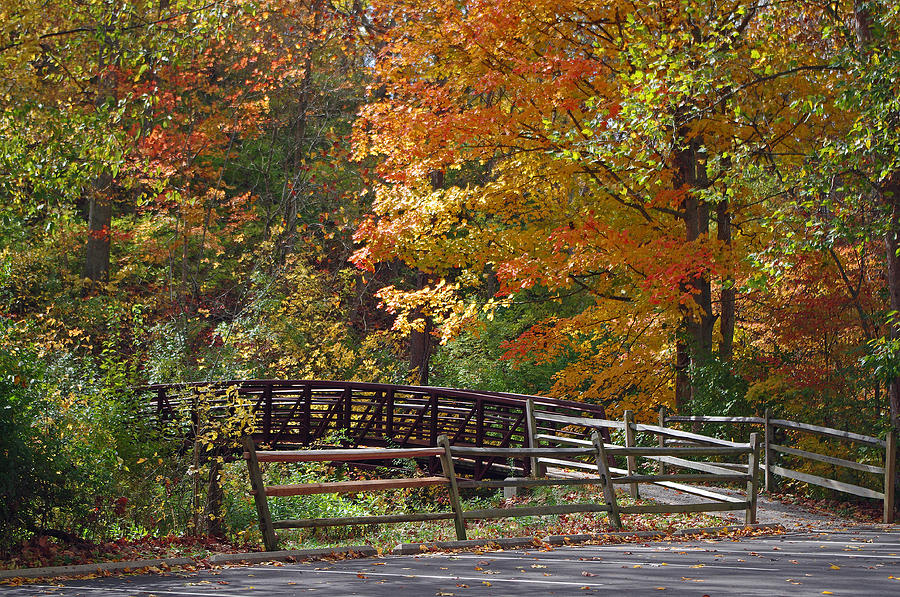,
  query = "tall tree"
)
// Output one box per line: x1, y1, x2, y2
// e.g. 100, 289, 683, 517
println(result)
353, 0, 828, 412
789, 0, 900, 427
